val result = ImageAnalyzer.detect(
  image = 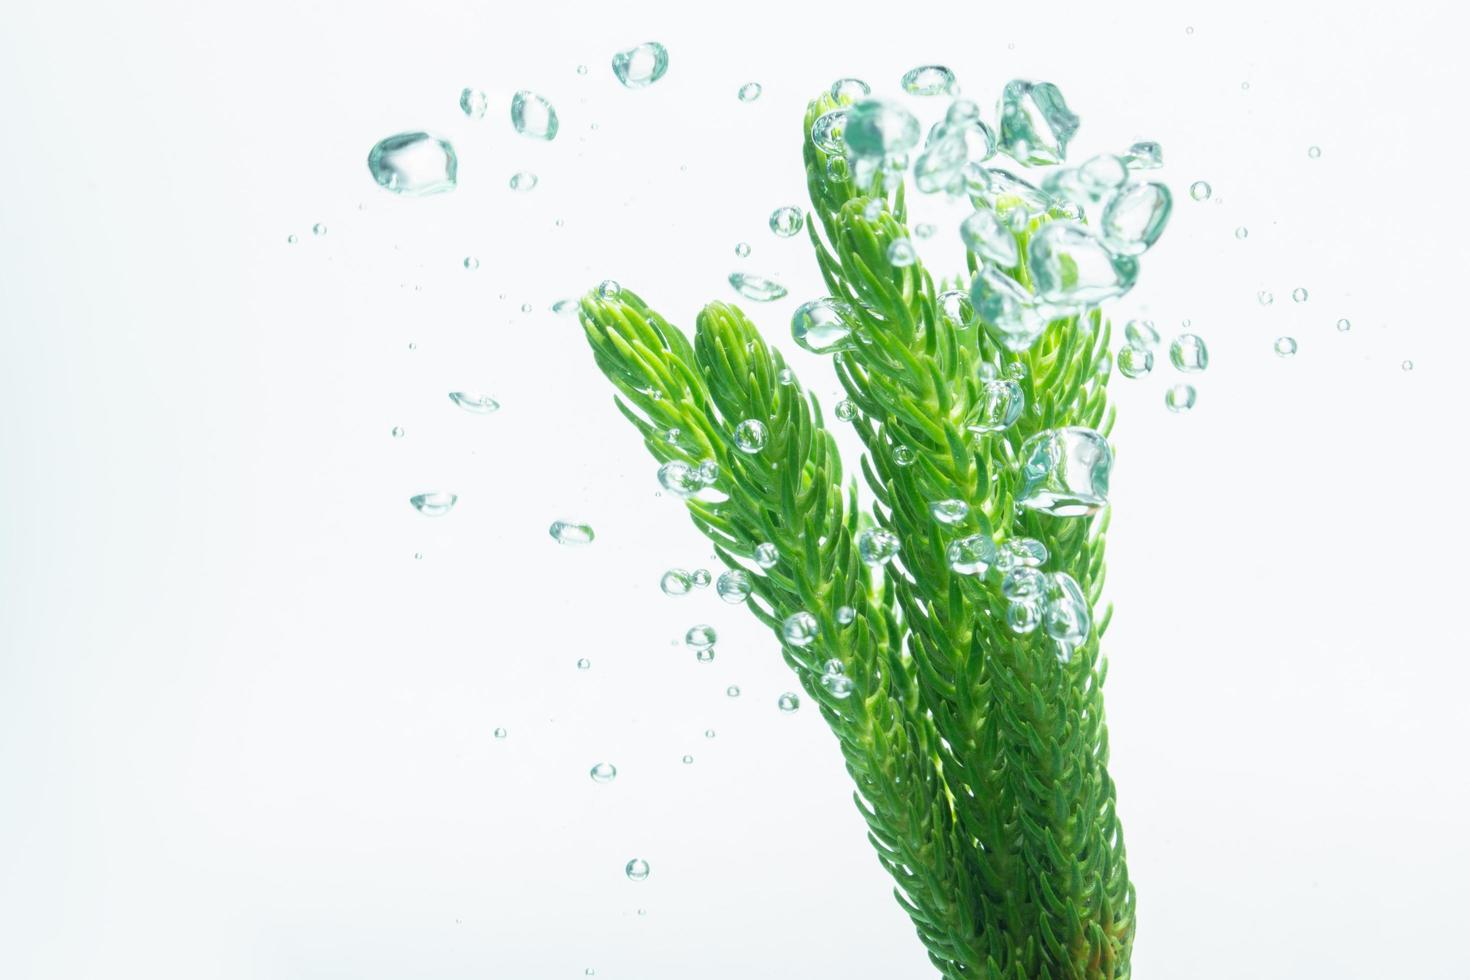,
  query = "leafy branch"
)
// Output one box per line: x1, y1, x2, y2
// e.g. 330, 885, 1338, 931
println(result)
578, 81, 1144, 979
